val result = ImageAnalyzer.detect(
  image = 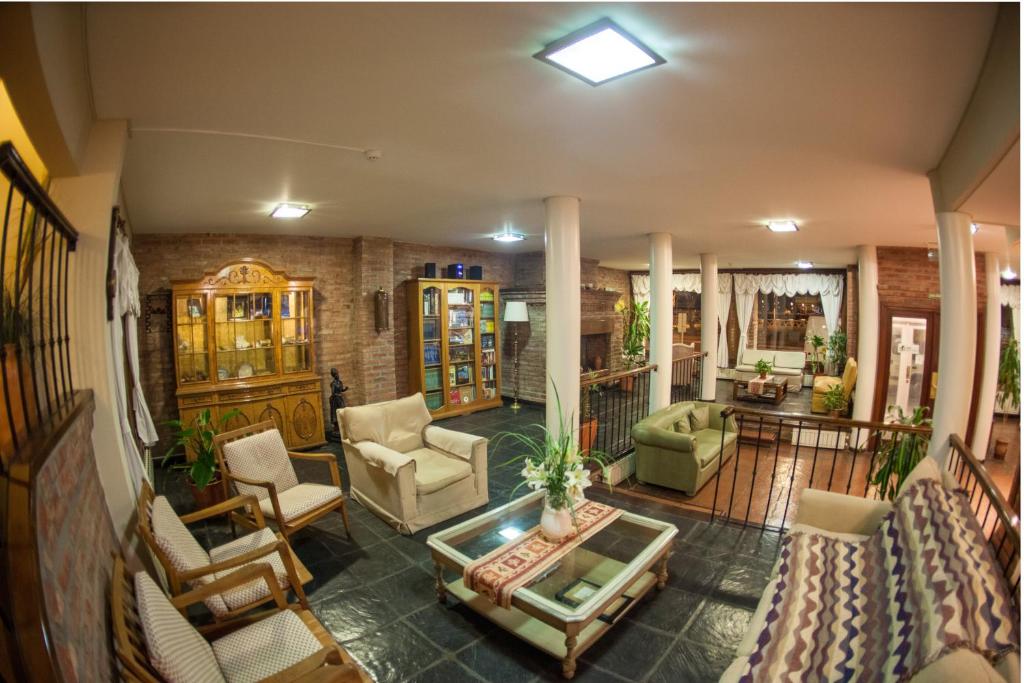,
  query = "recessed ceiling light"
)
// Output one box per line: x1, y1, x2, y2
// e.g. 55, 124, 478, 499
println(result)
1002, 266, 1017, 280
795, 260, 814, 269
767, 220, 799, 233
271, 203, 310, 219
971, 223, 979, 235
534, 18, 665, 86
493, 230, 526, 243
